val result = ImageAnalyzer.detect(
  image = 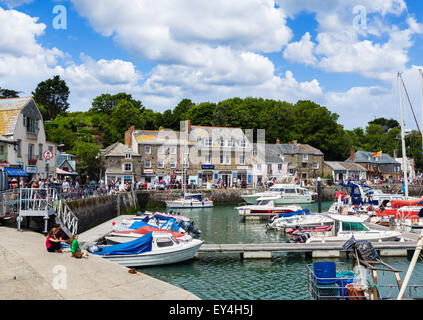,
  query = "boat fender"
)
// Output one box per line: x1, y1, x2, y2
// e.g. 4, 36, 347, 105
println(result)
411, 216, 420, 224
